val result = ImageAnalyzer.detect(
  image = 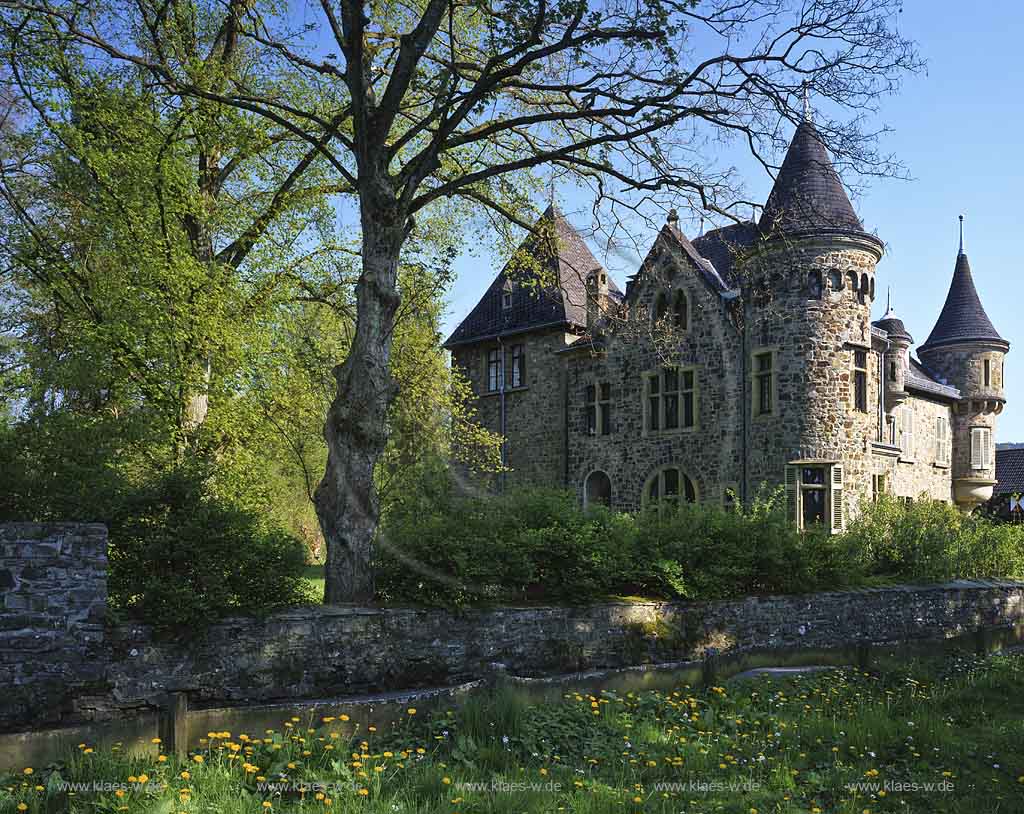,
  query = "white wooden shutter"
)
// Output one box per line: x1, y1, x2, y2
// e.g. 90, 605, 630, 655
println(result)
785, 466, 799, 526
900, 407, 914, 460
830, 464, 845, 534
971, 427, 984, 470
935, 416, 950, 465
982, 428, 993, 469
